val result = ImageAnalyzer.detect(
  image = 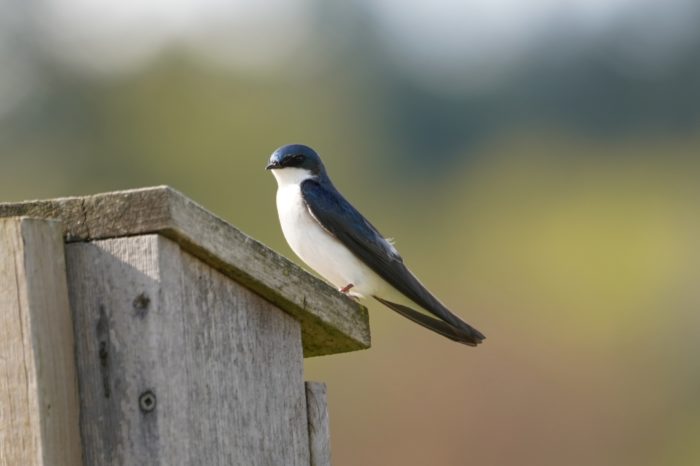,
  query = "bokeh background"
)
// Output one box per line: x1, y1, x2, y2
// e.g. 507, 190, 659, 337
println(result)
2, 1, 700, 464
